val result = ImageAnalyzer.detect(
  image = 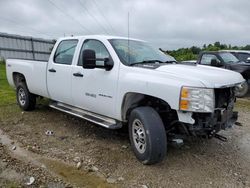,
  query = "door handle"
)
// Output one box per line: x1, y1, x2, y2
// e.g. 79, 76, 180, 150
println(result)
73, 72, 84, 77
48, 68, 56, 73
